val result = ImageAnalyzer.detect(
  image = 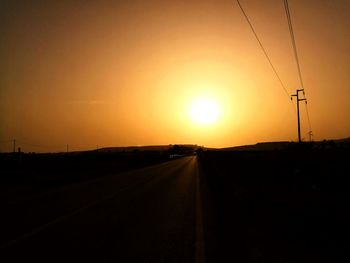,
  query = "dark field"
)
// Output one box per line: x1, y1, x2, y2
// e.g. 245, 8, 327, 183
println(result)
1, 151, 176, 250
198, 148, 350, 263
1, 150, 171, 204
1, 145, 350, 262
